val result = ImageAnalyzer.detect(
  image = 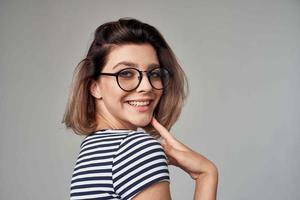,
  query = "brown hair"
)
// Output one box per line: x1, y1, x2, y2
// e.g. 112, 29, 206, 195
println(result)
62, 17, 188, 138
